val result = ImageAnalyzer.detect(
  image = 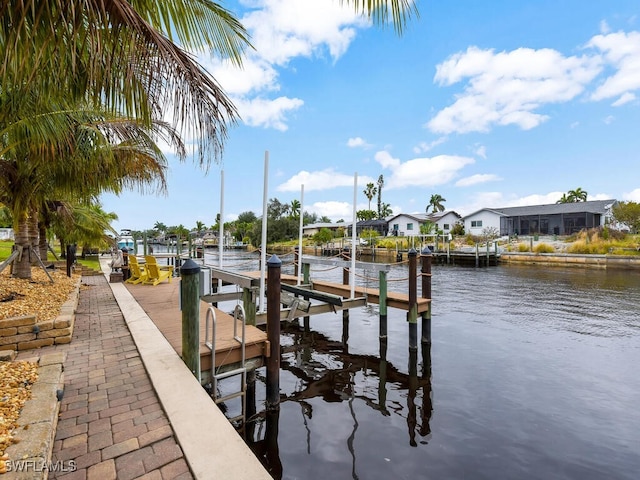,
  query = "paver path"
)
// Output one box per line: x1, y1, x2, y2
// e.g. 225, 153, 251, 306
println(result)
21, 274, 193, 480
